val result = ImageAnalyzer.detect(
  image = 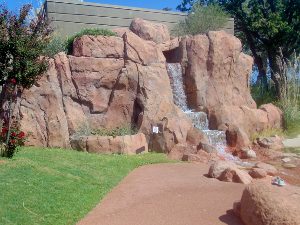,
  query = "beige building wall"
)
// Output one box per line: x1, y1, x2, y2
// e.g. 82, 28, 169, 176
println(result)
45, 0, 234, 37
